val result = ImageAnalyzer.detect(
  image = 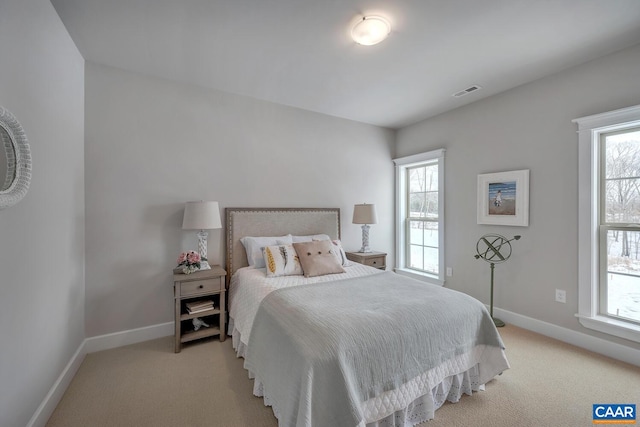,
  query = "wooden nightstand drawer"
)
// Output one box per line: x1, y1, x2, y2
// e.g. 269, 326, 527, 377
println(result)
180, 277, 222, 297
345, 251, 387, 270
362, 256, 385, 268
